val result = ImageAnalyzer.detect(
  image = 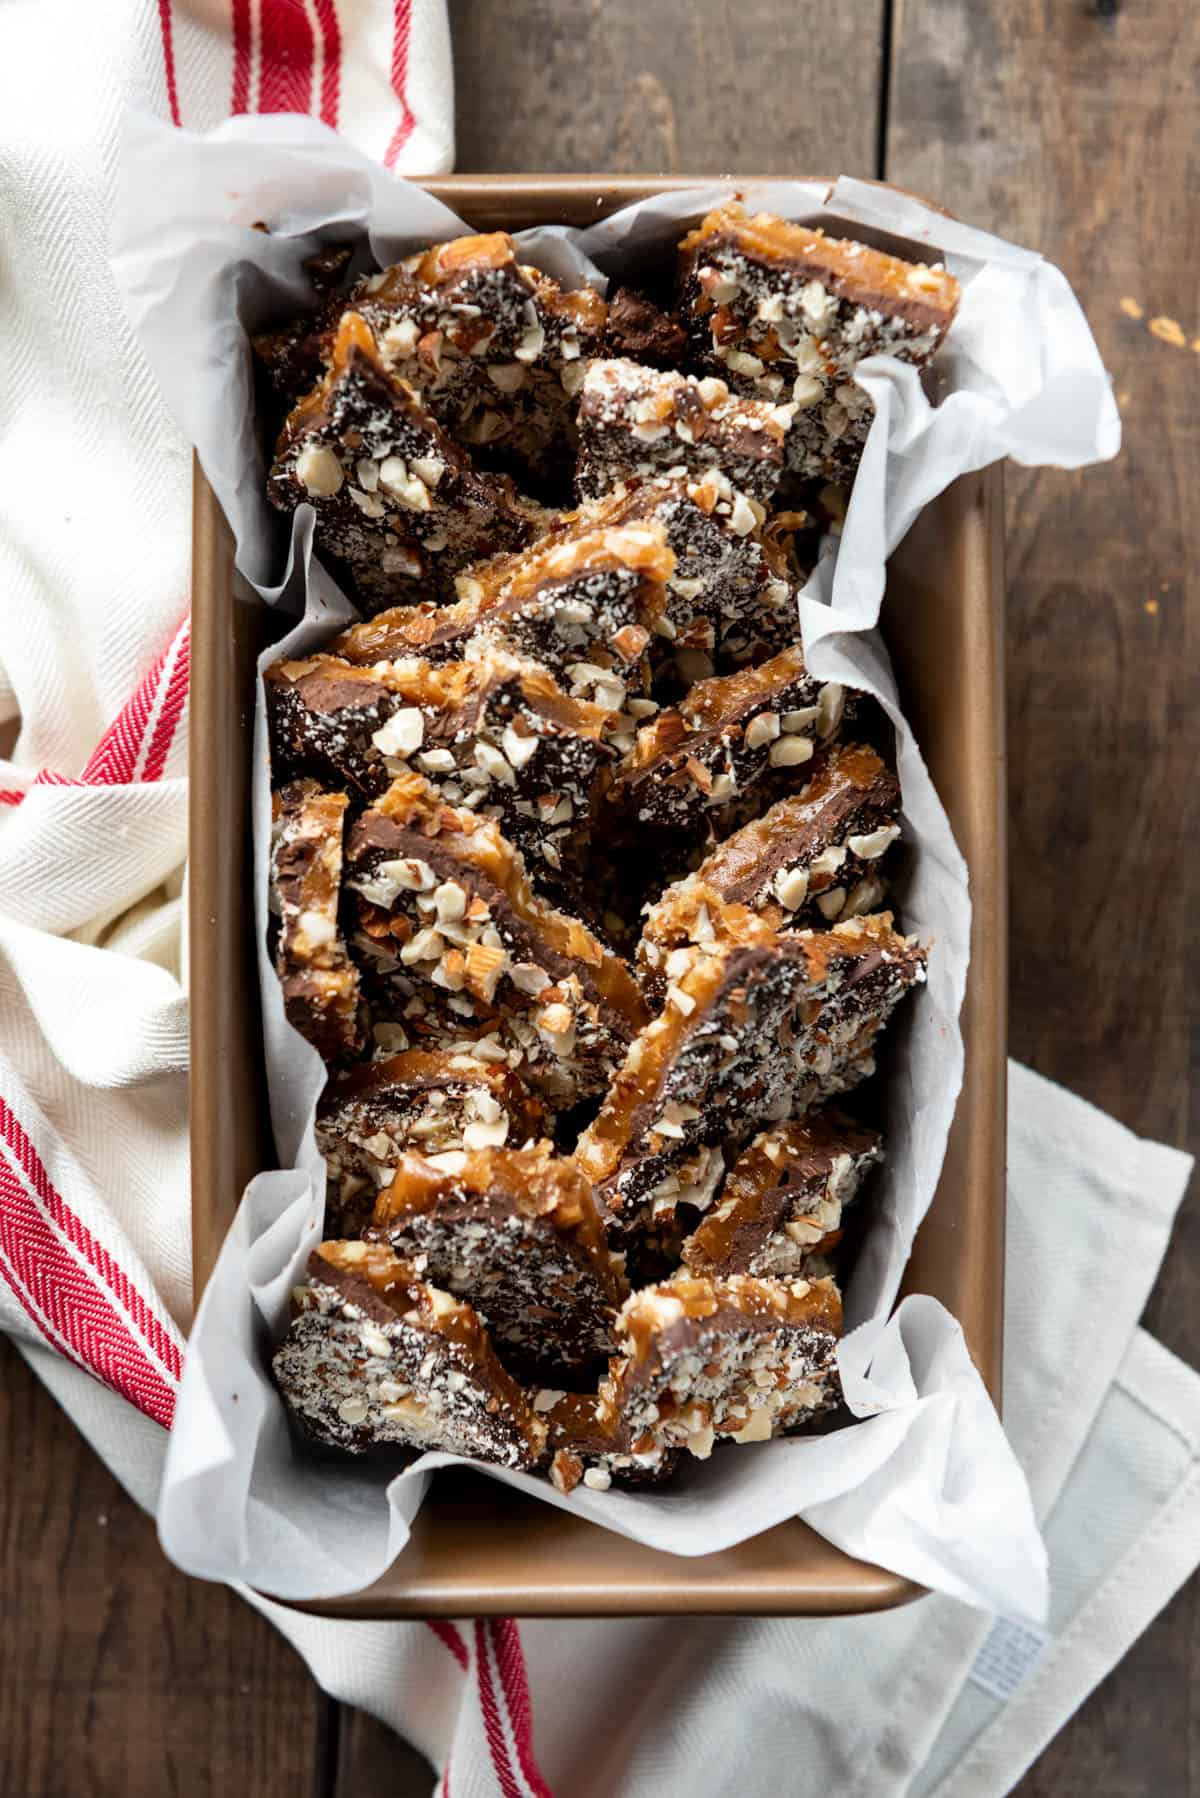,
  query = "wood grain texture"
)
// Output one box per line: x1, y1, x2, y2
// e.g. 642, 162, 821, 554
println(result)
333, 1709, 435, 1794
887, 3, 1199, 1792
449, 0, 885, 176
0, 1339, 329, 1798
